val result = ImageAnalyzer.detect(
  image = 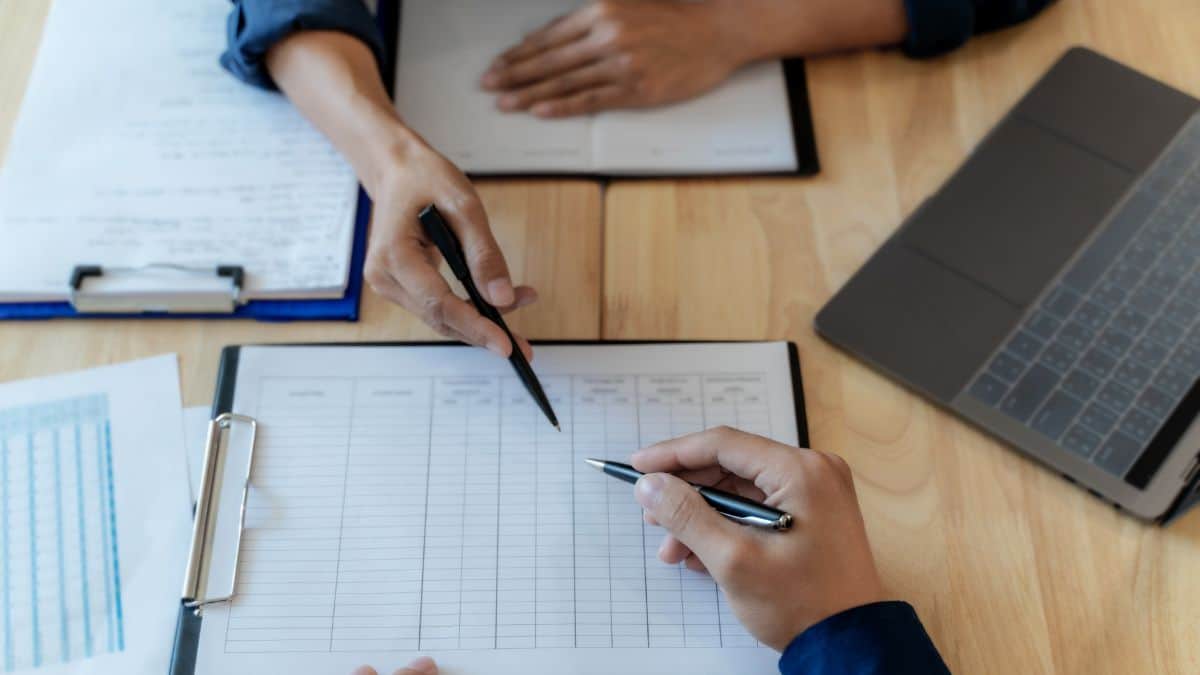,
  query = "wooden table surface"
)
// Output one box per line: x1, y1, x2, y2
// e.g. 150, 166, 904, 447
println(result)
2, 1, 1197, 673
